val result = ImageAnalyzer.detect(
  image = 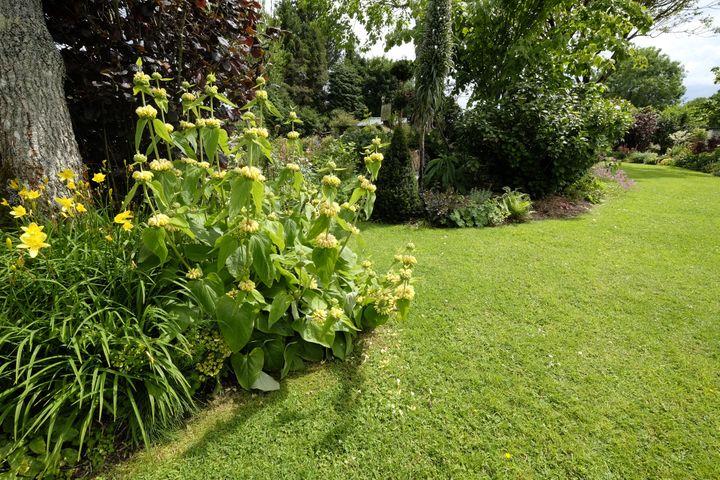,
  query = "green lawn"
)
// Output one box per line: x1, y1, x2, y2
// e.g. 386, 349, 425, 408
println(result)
109, 164, 720, 479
